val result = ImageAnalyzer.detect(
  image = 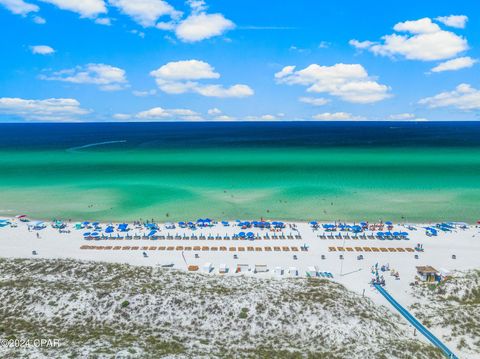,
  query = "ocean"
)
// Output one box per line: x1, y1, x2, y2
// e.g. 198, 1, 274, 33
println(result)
0, 121, 479, 222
